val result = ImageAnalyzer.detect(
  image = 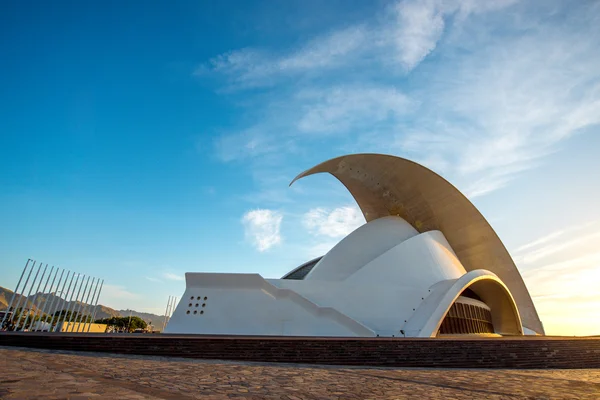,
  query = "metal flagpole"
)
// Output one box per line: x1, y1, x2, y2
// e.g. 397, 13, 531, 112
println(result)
30, 265, 54, 331
65, 275, 86, 331
167, 296, 174, 330
71, 276, 90, 331
75, 277, 94, 333
37, 267, 59, 331
171, 297, 176, 319
10, 260, 37, 331
48, 270, 71, 332
171, 297, 177, 317
61, 273, 81, 332
83, 278, 100, 333
45, 269, 66, 332
162, 296, 171, 332
166, 296, 176, 329
20, 263, 47, 331
87, 279, 104, 333
1, 259, 30, 329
